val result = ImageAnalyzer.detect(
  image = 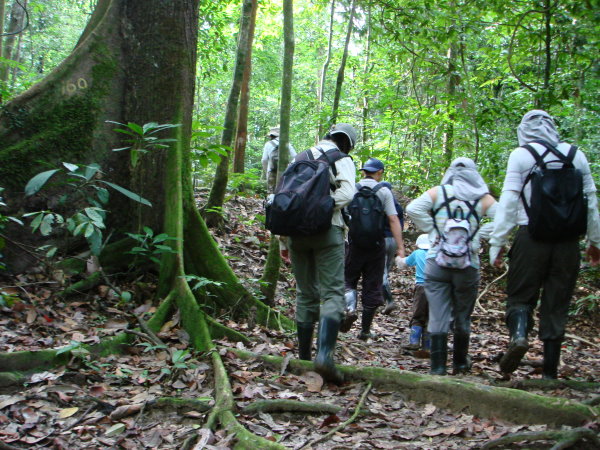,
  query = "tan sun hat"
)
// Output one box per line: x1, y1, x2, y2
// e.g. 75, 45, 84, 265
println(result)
268, 127, 280, 138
